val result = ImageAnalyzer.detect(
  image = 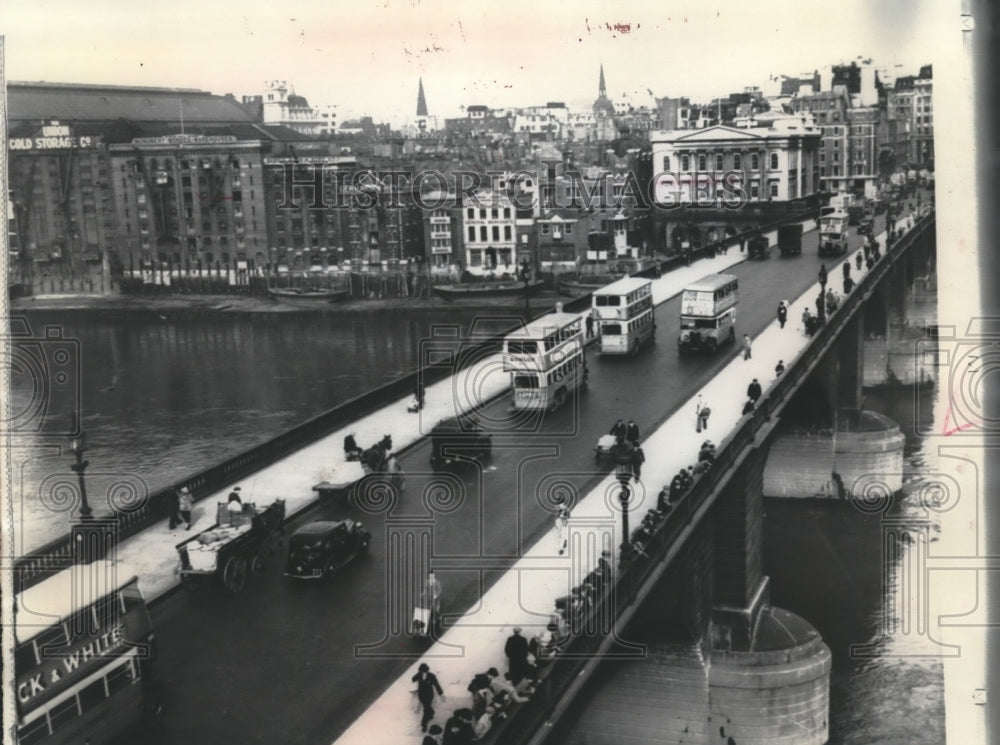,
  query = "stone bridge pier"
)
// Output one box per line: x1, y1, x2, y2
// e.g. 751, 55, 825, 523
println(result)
637, 447, 832, 745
